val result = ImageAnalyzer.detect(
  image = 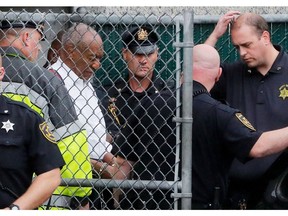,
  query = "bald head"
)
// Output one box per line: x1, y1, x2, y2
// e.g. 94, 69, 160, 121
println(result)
193, 44, 221, 91
193, 44, 220, 70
